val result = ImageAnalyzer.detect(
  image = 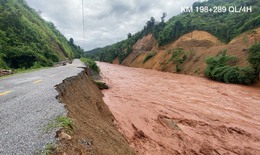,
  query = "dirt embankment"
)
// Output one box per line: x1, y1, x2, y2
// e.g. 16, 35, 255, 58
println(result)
98, 62, 260, 155
121, 28, 260, 77
55, 69, 136, 155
